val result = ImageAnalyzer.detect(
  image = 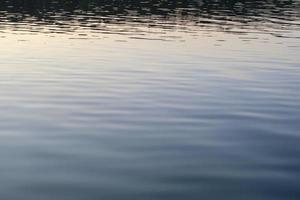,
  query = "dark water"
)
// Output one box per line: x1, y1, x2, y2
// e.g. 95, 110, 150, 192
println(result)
1, 0, 300, 199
